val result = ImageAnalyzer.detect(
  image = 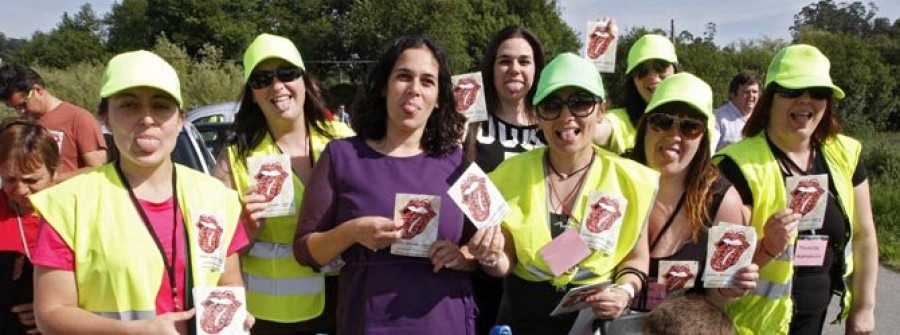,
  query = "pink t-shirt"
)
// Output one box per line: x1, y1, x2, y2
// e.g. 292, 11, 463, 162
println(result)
31, 197, 249, 314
